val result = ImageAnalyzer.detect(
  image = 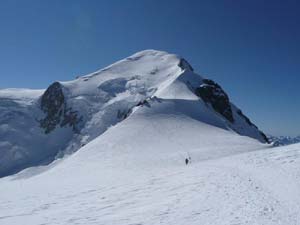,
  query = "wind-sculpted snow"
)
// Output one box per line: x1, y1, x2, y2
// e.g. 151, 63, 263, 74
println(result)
0, 49, 268, 177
